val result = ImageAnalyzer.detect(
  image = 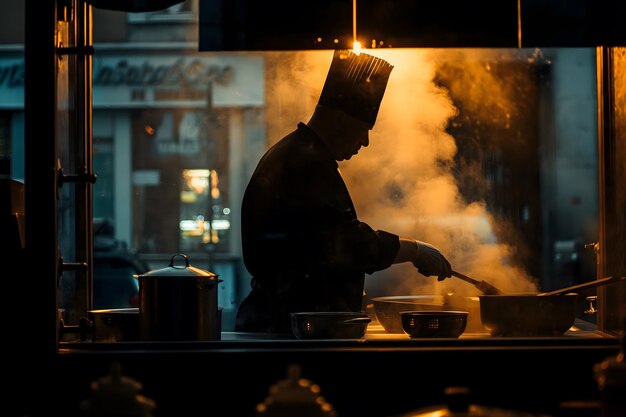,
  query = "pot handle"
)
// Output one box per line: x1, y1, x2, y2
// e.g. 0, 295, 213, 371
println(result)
196, 278, 223, 289
169, 253, 190, 269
